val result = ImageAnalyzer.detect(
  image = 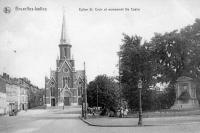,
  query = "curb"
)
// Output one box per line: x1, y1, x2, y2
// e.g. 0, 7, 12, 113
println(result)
79, 116, 148, 127
79, 116, 200, 127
